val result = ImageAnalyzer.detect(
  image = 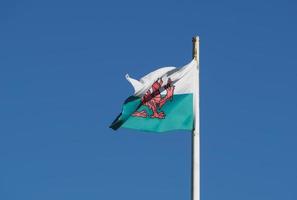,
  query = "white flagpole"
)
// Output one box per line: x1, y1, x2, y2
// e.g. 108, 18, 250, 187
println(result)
192, 36, 200, 200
